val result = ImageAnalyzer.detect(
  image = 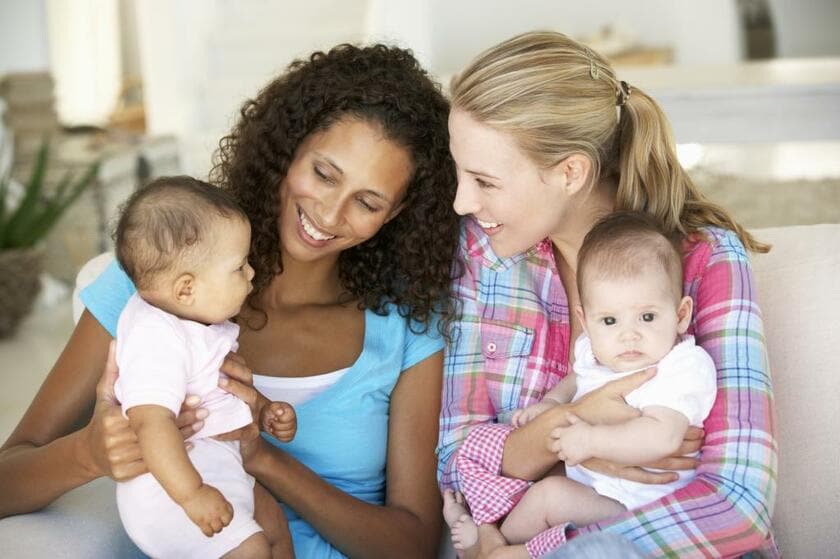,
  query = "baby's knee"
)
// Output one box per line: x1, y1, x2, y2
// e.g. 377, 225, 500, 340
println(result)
530, 475, 577, 502
222, 531, 271, 559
